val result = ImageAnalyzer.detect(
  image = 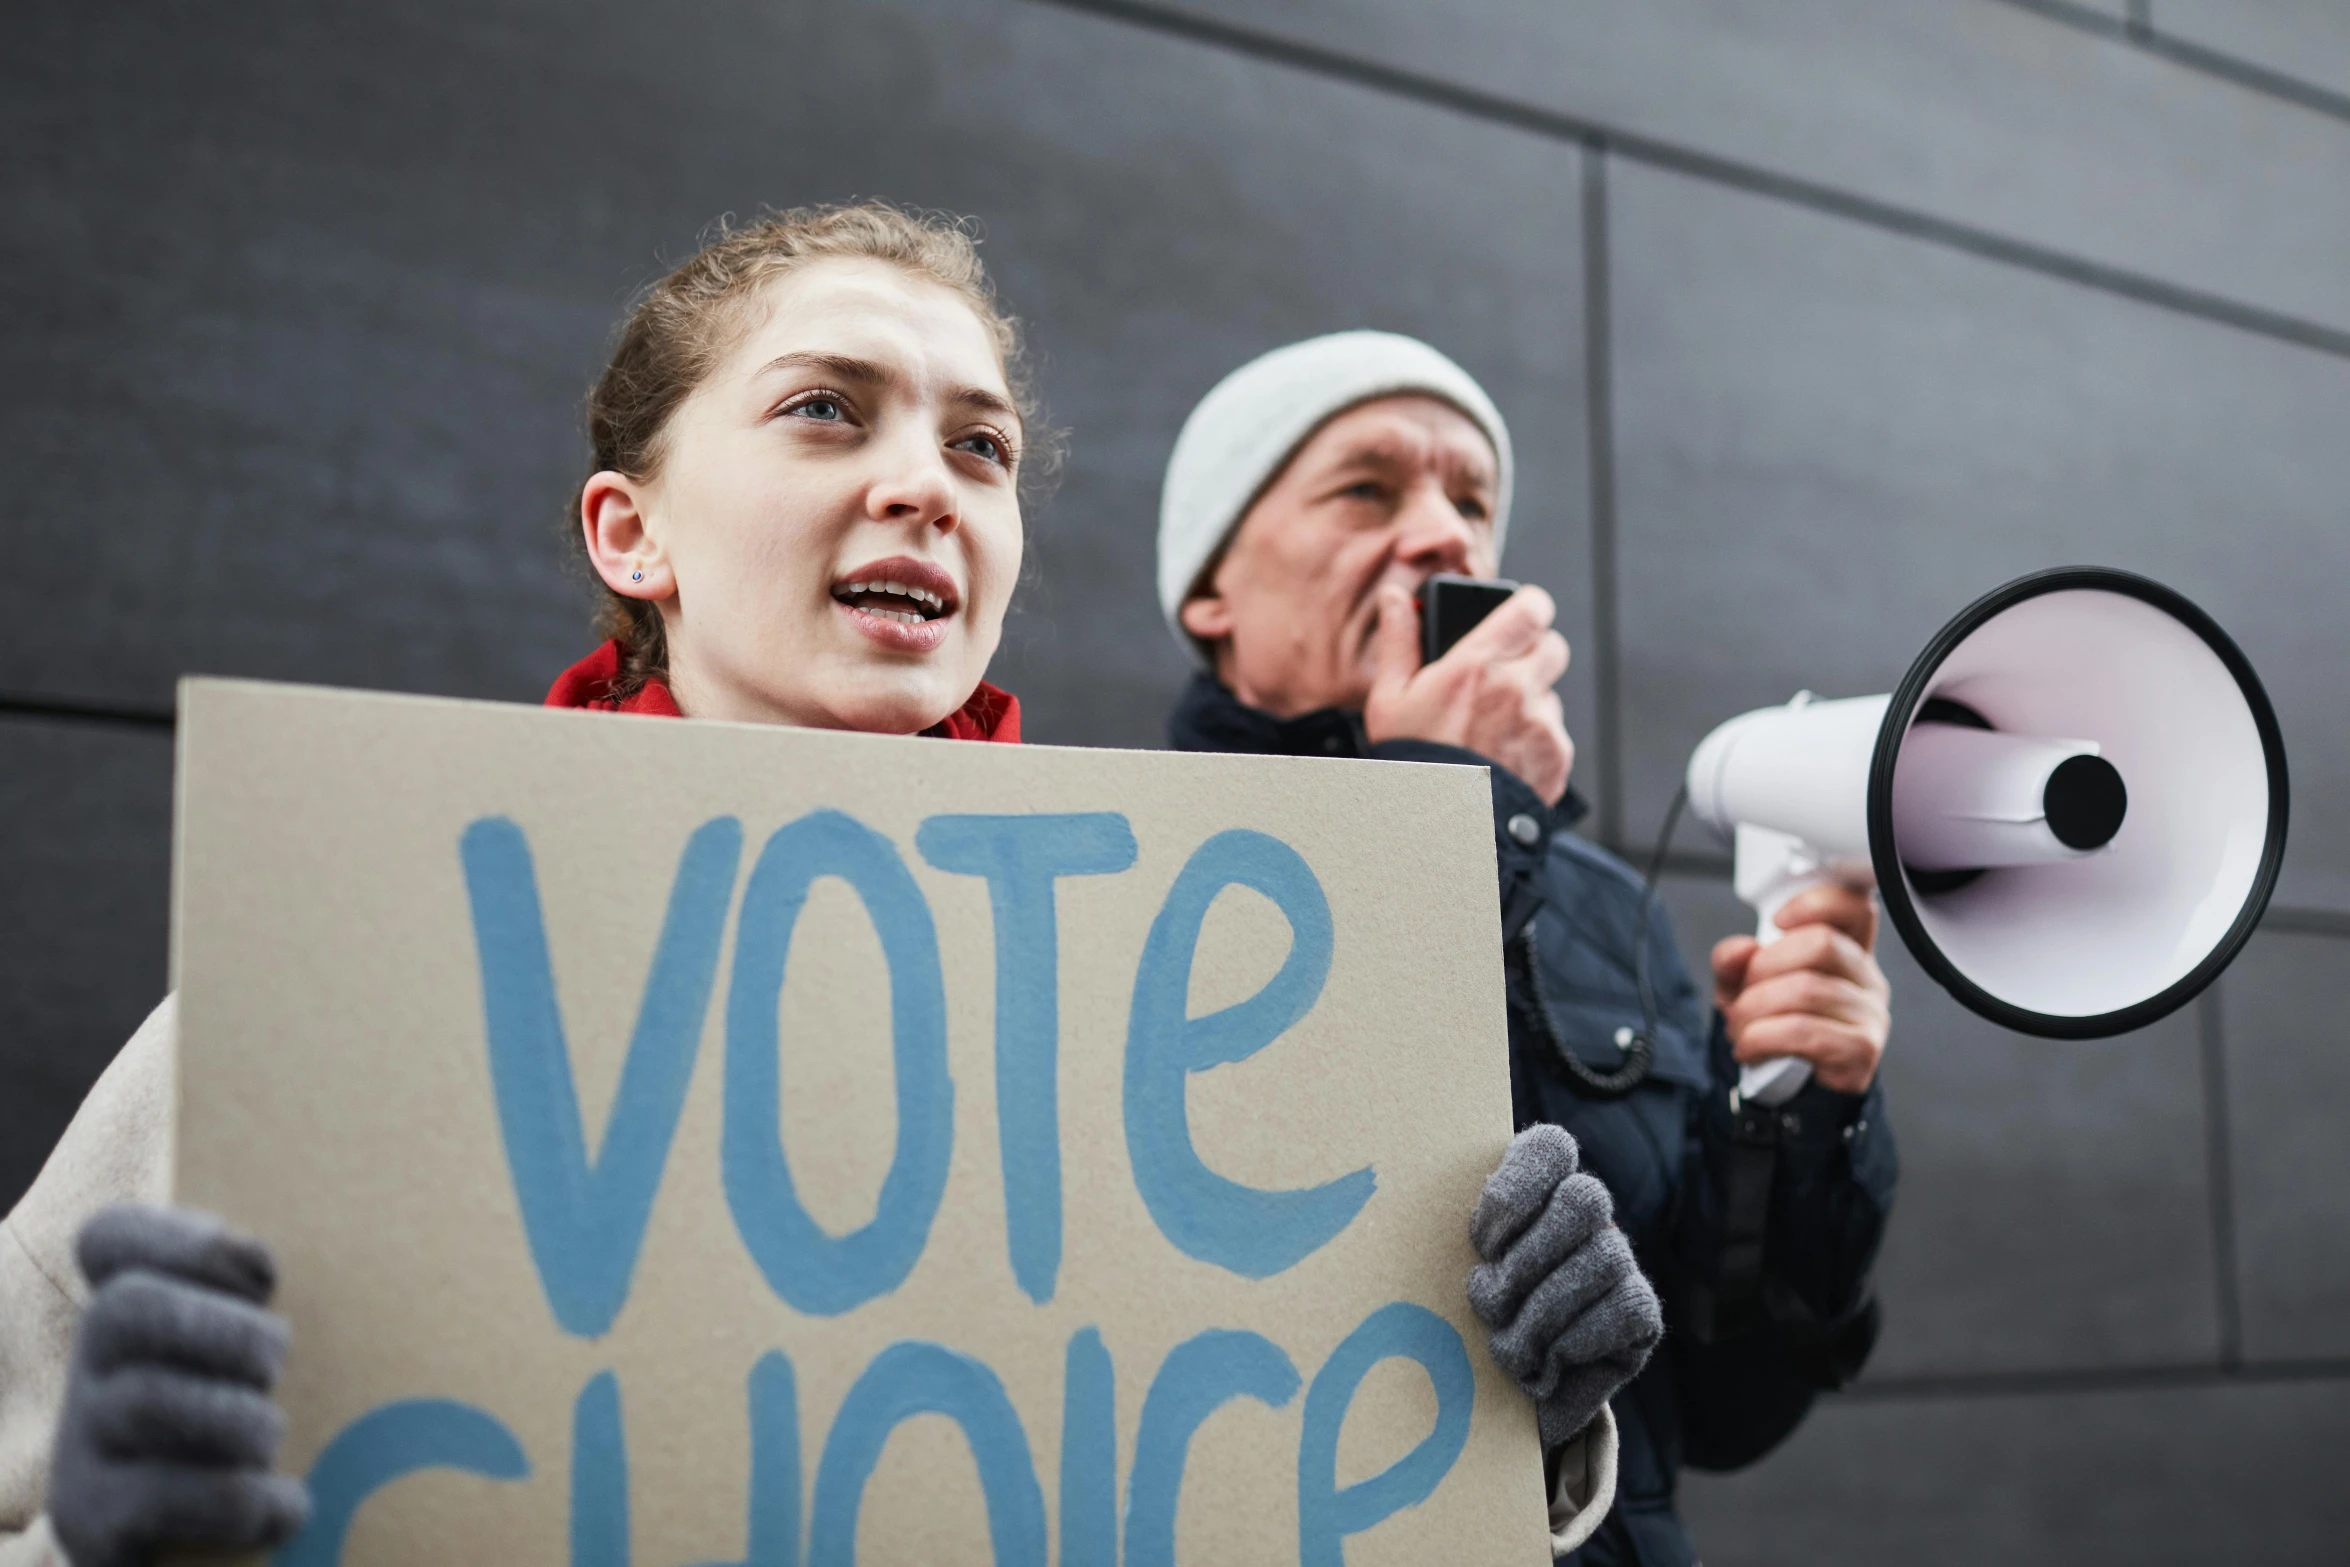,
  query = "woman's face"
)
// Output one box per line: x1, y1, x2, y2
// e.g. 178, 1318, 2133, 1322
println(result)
583, 259, 1025, 732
